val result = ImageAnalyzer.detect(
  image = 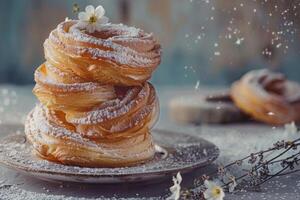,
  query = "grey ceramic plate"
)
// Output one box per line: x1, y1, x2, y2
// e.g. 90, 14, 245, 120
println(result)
0, 129, 219, 183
